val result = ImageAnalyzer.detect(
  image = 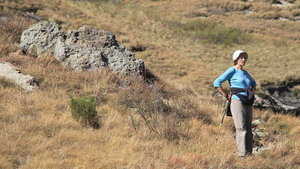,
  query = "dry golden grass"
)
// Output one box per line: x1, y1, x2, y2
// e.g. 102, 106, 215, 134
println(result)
1, 0, 300, 168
